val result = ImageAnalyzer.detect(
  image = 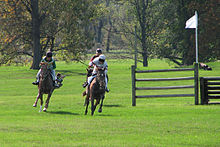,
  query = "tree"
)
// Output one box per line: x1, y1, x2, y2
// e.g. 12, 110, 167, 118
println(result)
0, 0, 97, 69
153, 0, 194, 65
188, 0, 220, 62
0, 0, 33, 64
117, 0, 161, 67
